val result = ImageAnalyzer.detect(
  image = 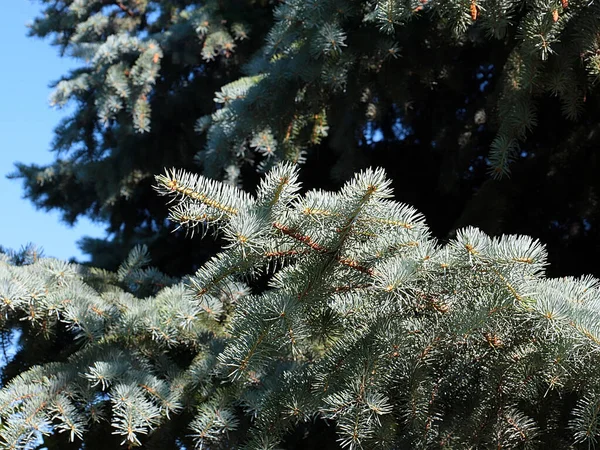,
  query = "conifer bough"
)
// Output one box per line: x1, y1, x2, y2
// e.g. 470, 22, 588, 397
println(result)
2, 163, 600, 449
